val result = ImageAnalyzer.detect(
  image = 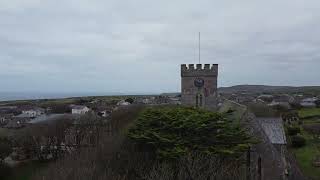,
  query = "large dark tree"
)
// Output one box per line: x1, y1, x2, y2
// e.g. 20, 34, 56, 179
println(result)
128, 106, 255, 160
